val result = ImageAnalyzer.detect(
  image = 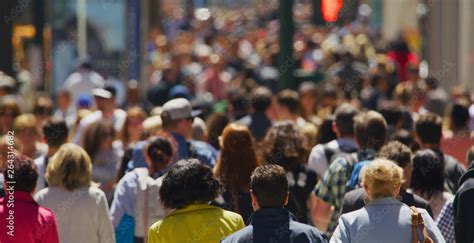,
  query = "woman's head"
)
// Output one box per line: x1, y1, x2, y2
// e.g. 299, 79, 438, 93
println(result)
0, 98, 20, 133
14, 114, 39, 146
121, 106, 147, 145
362, 158, 404, 200
160, 159, 223, 209
206, 113, 230, 150
145, 136, 174, 173
215, 123, 260, 191
46, 143, 92, 191
261, 121, 309, 171
83, 121, 115, 160
411, 149, 445, 198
